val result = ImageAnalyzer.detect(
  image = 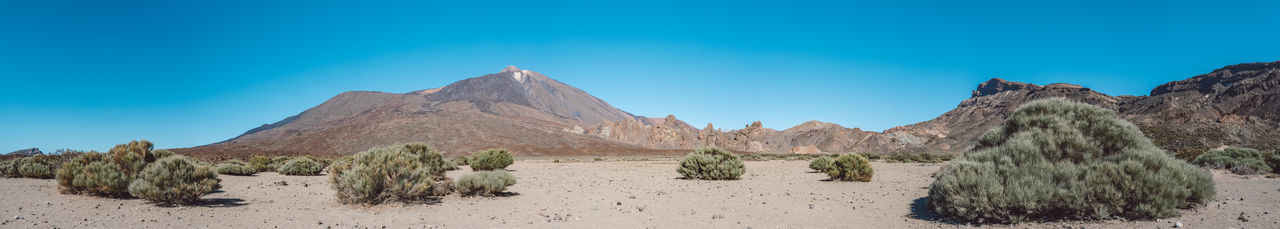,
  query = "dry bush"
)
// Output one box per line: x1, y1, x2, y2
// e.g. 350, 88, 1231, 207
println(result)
329, 143, 447, 205
456, 171, 517, 197
928, 98, 1215, 223
676, 147, 744, 180
825, 154, 873, 182
808, 156, 834, 172
216, 163, 256, 176
277, 157, 324, 176
56, 140, 171, 197
128, 156, 221, 205
469, 149, 514, 171
1192, 147, 1274, 175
